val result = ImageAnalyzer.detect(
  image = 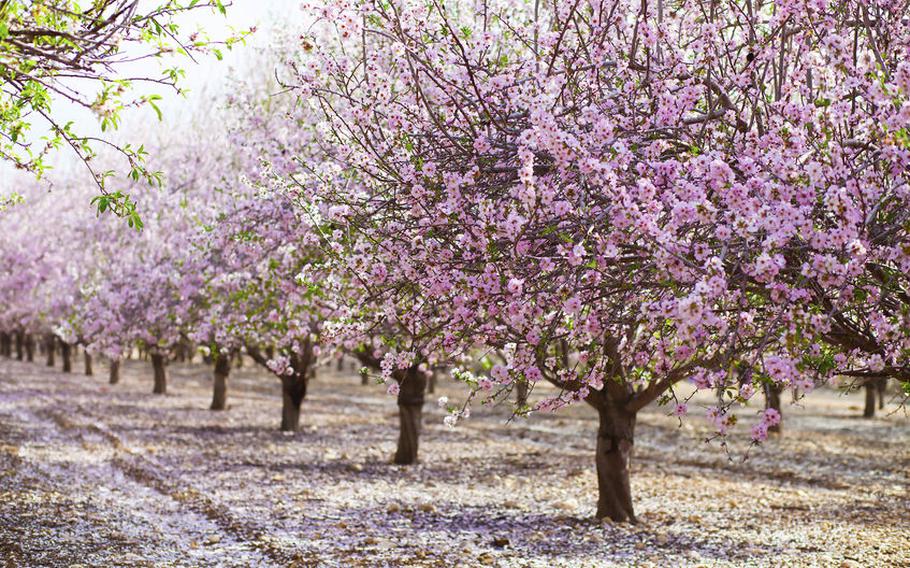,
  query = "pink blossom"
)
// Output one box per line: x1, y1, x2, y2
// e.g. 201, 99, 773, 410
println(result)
762, 408, 781, 427
490, 364, 509, 383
